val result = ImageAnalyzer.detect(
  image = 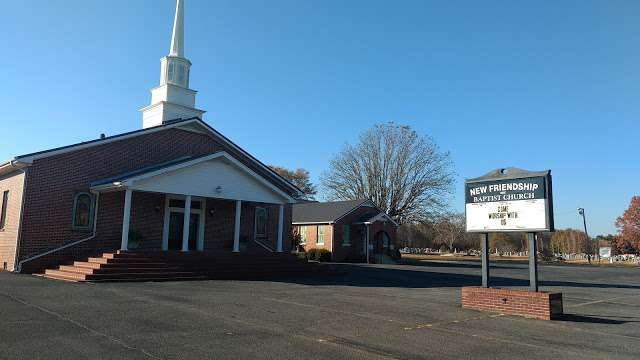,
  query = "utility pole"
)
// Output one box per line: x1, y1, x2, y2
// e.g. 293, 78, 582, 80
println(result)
578, 208, 591, 263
